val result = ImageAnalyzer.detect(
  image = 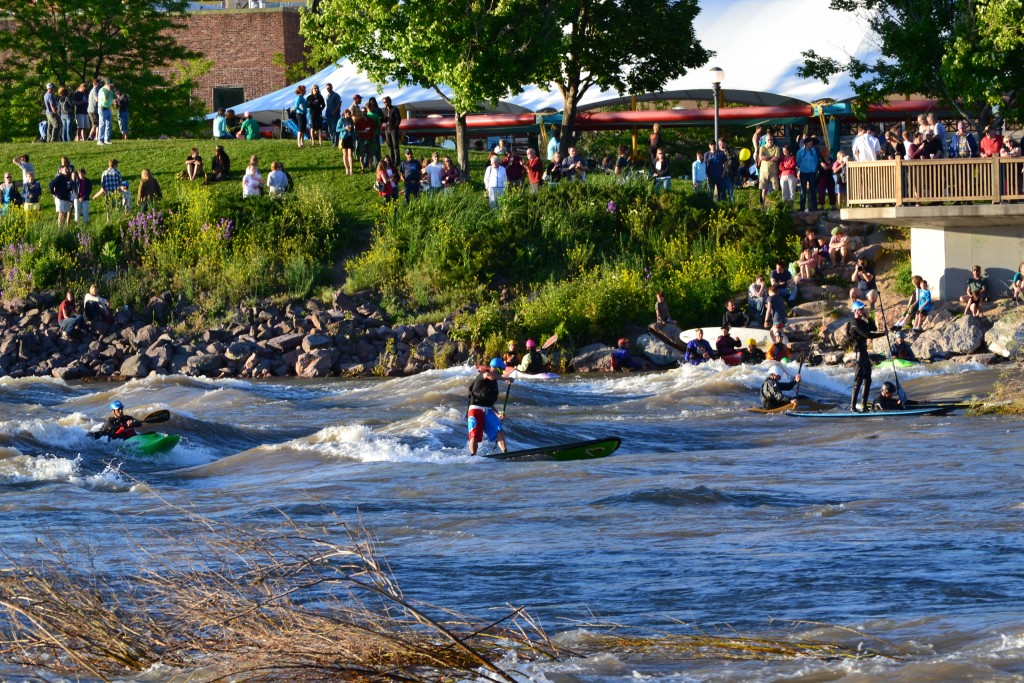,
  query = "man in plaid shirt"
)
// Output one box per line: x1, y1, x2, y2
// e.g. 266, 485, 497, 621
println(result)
92, 159, 125, 217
